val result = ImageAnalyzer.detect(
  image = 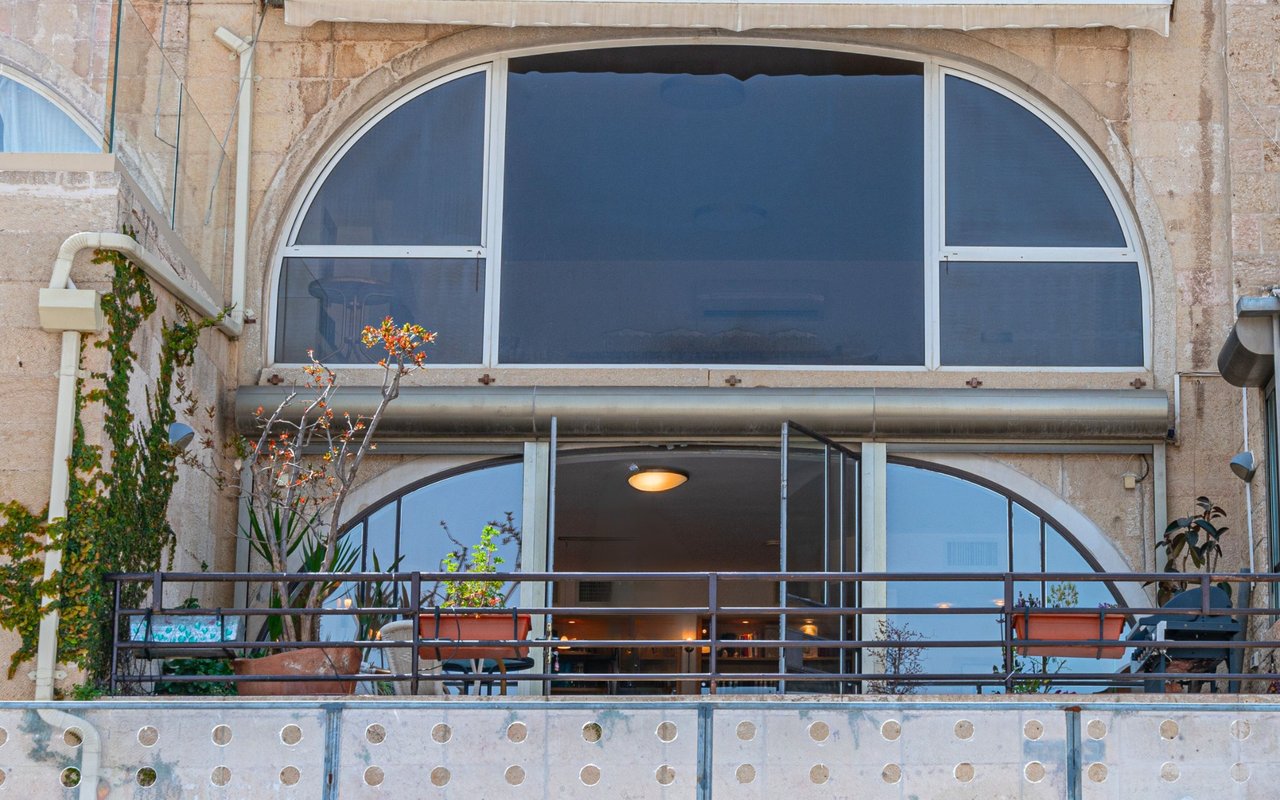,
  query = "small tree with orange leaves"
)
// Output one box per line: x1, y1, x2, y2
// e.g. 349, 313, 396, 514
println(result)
243, 318, 435, 642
